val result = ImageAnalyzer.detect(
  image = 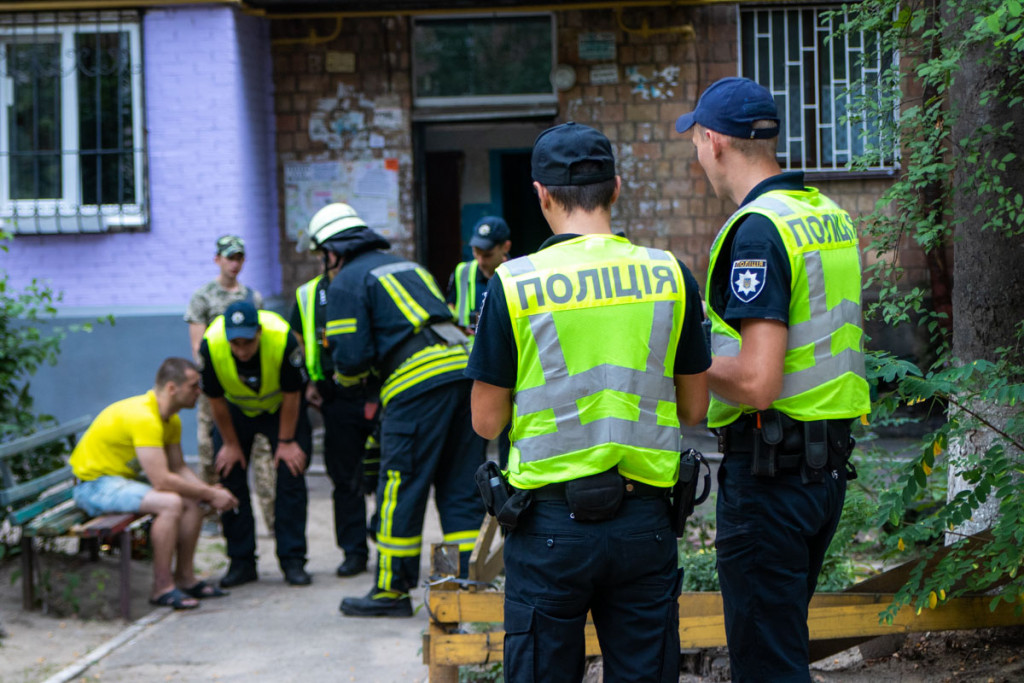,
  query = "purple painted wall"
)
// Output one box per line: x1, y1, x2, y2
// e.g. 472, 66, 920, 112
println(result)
0, 5, 280, 310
